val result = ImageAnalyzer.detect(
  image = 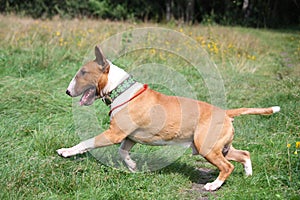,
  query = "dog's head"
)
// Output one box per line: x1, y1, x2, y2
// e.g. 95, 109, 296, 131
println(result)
66, 46, 110, 106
